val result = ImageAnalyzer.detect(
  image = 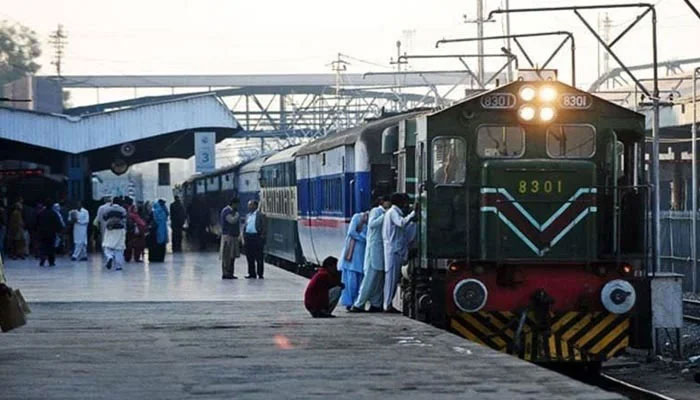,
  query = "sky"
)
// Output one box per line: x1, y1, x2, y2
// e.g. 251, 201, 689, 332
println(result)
1, 0, 699, 106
